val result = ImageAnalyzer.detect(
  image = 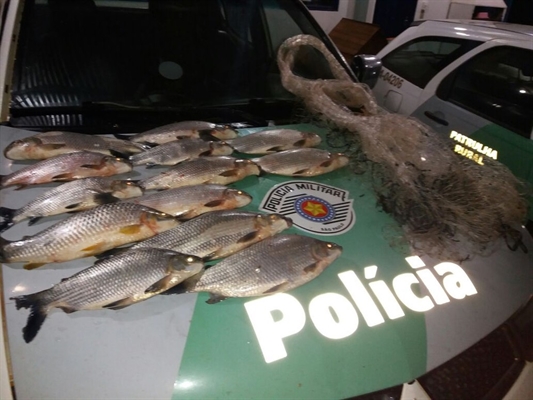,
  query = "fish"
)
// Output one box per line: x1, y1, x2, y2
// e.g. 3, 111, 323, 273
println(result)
11, 248, 204, 343
0, 151, 133, 189
105, 210, 292, 260
227, 129, 321, 154
139, 156, 260, 191
165, 234, 342, 303
129, 121, 238, 145
0, 178, 143, 232
124, 185, 251, 218
251, 148, 349, 176
129, 138, 233, 167
3, 131, 147, 160
0, 203, 179, 269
